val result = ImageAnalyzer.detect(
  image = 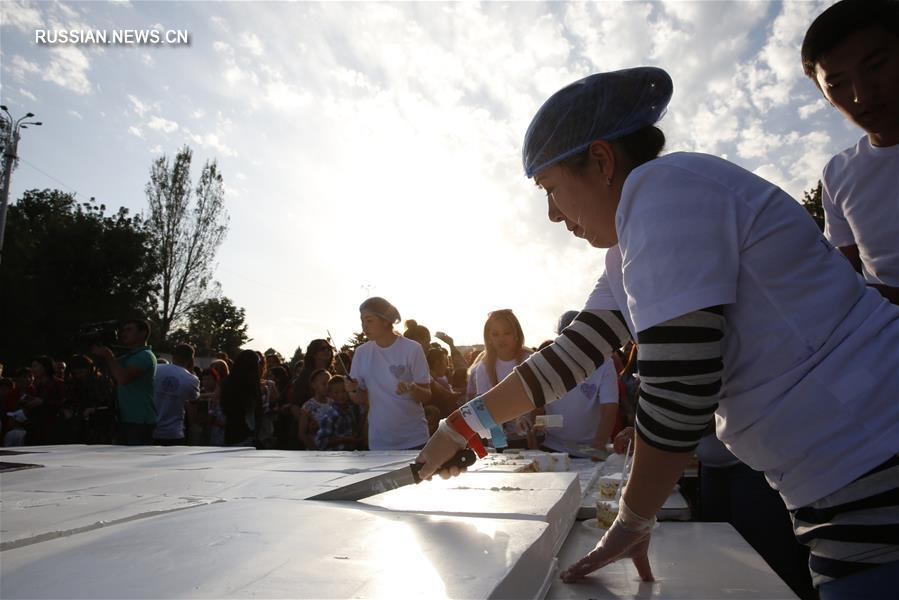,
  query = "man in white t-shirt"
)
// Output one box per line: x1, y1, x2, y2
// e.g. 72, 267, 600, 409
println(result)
801, 0, 899, 304
152, 344, 200, 445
